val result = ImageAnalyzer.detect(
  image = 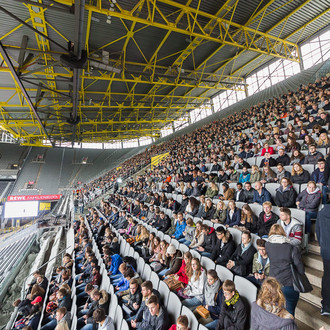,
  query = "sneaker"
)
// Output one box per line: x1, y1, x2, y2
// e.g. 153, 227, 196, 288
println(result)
321, 307, 330, 316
